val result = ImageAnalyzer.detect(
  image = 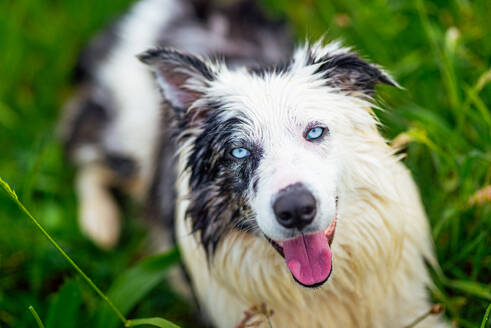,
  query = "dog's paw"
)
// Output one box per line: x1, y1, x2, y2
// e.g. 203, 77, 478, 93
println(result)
78, 189, 121, 249
76, 165, 121, 249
